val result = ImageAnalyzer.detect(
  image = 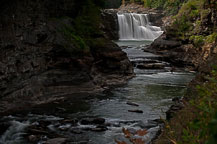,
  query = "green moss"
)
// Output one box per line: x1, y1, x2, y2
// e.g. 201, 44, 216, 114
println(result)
206, 33, 217, 43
